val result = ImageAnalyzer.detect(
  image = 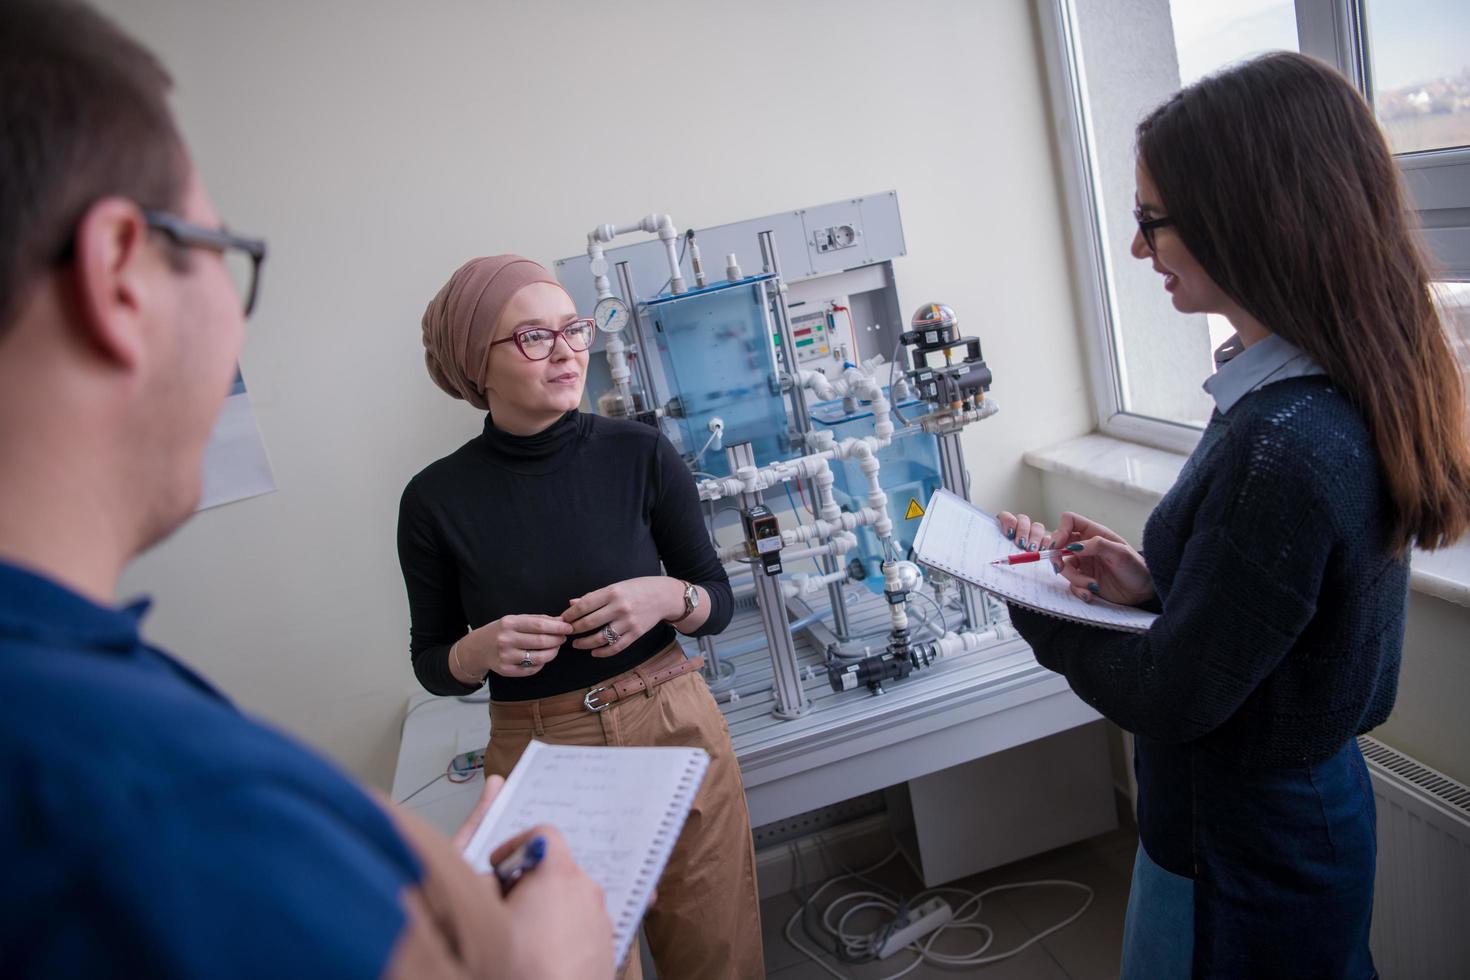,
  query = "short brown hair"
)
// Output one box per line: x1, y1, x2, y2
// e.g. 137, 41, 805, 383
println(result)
0, 0, 188, 334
